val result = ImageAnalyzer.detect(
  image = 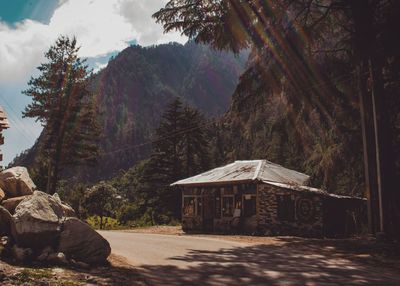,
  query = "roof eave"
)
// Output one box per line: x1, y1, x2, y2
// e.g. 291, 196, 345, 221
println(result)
171, 179, 257, 188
